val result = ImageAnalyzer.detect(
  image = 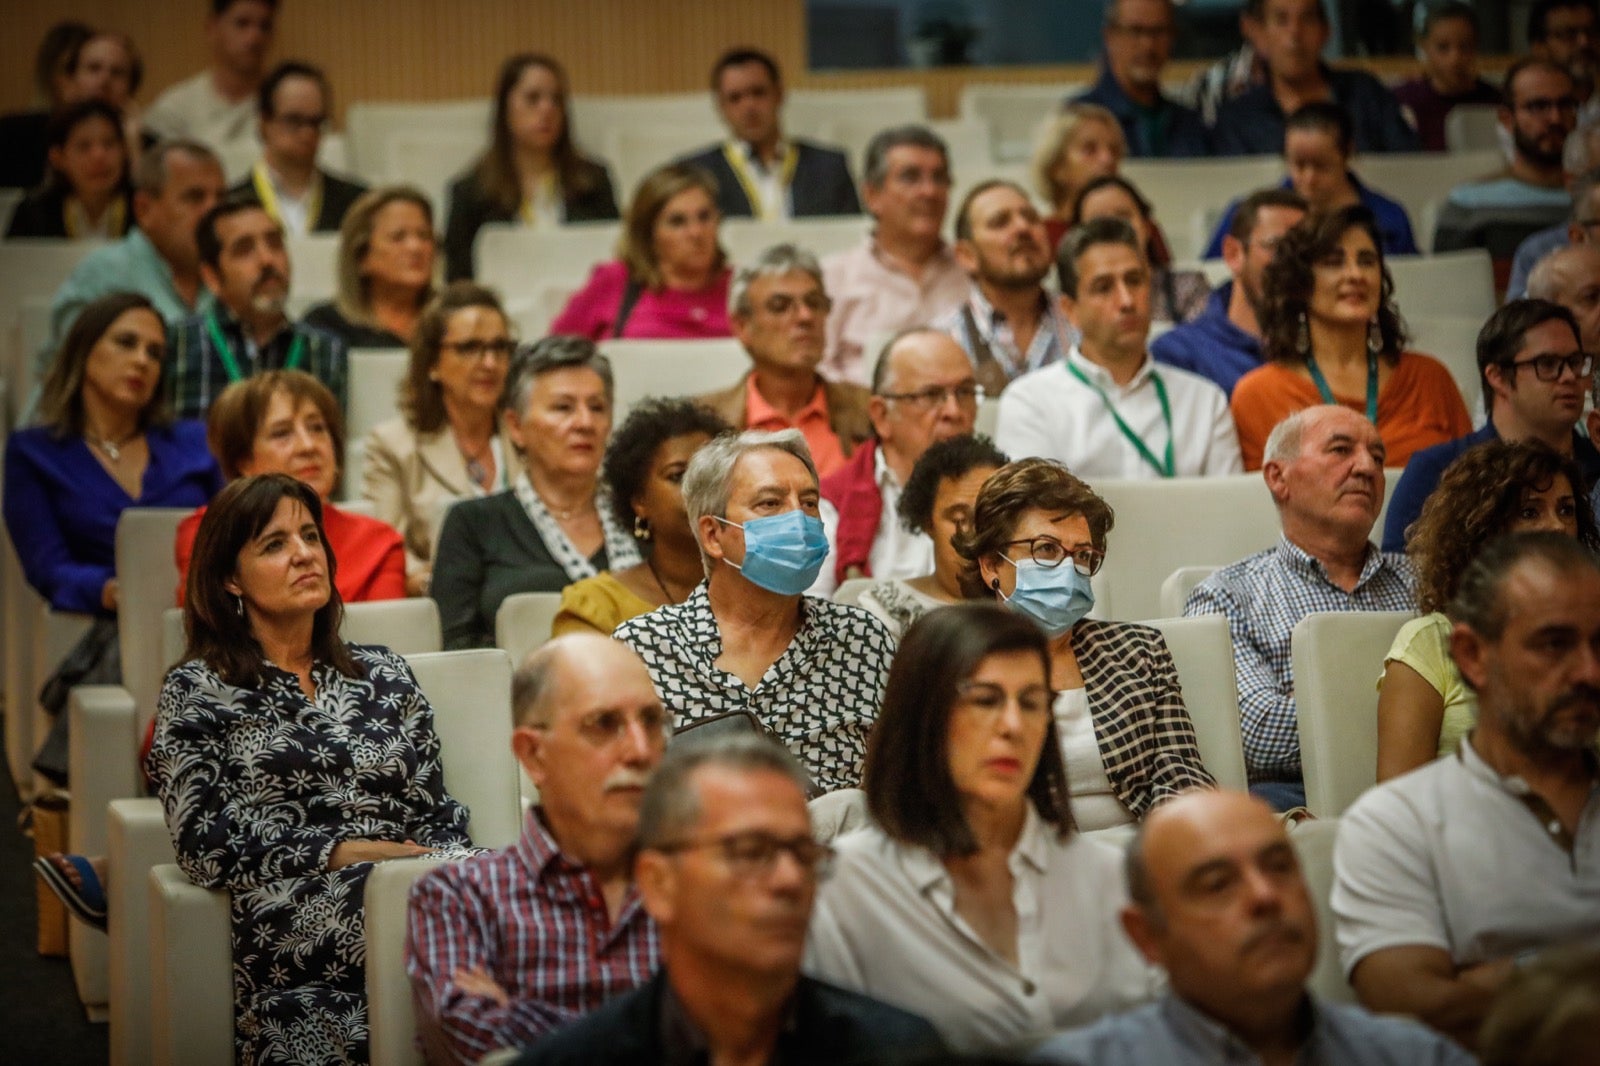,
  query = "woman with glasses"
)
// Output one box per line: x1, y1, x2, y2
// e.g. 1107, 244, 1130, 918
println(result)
954, 458, 1214, 831
806, 603, 1158, 1053
363, 282, 515, 595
